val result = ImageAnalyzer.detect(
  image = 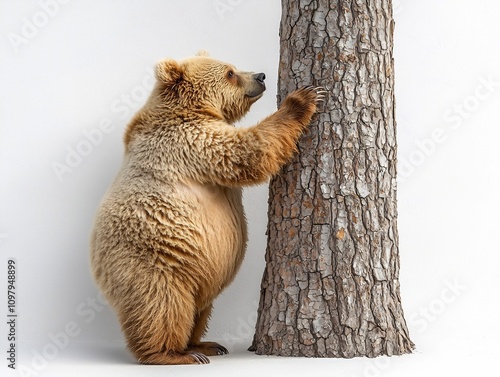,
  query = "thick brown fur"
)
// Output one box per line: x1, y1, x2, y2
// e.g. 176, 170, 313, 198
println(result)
90, 52, 323, 365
